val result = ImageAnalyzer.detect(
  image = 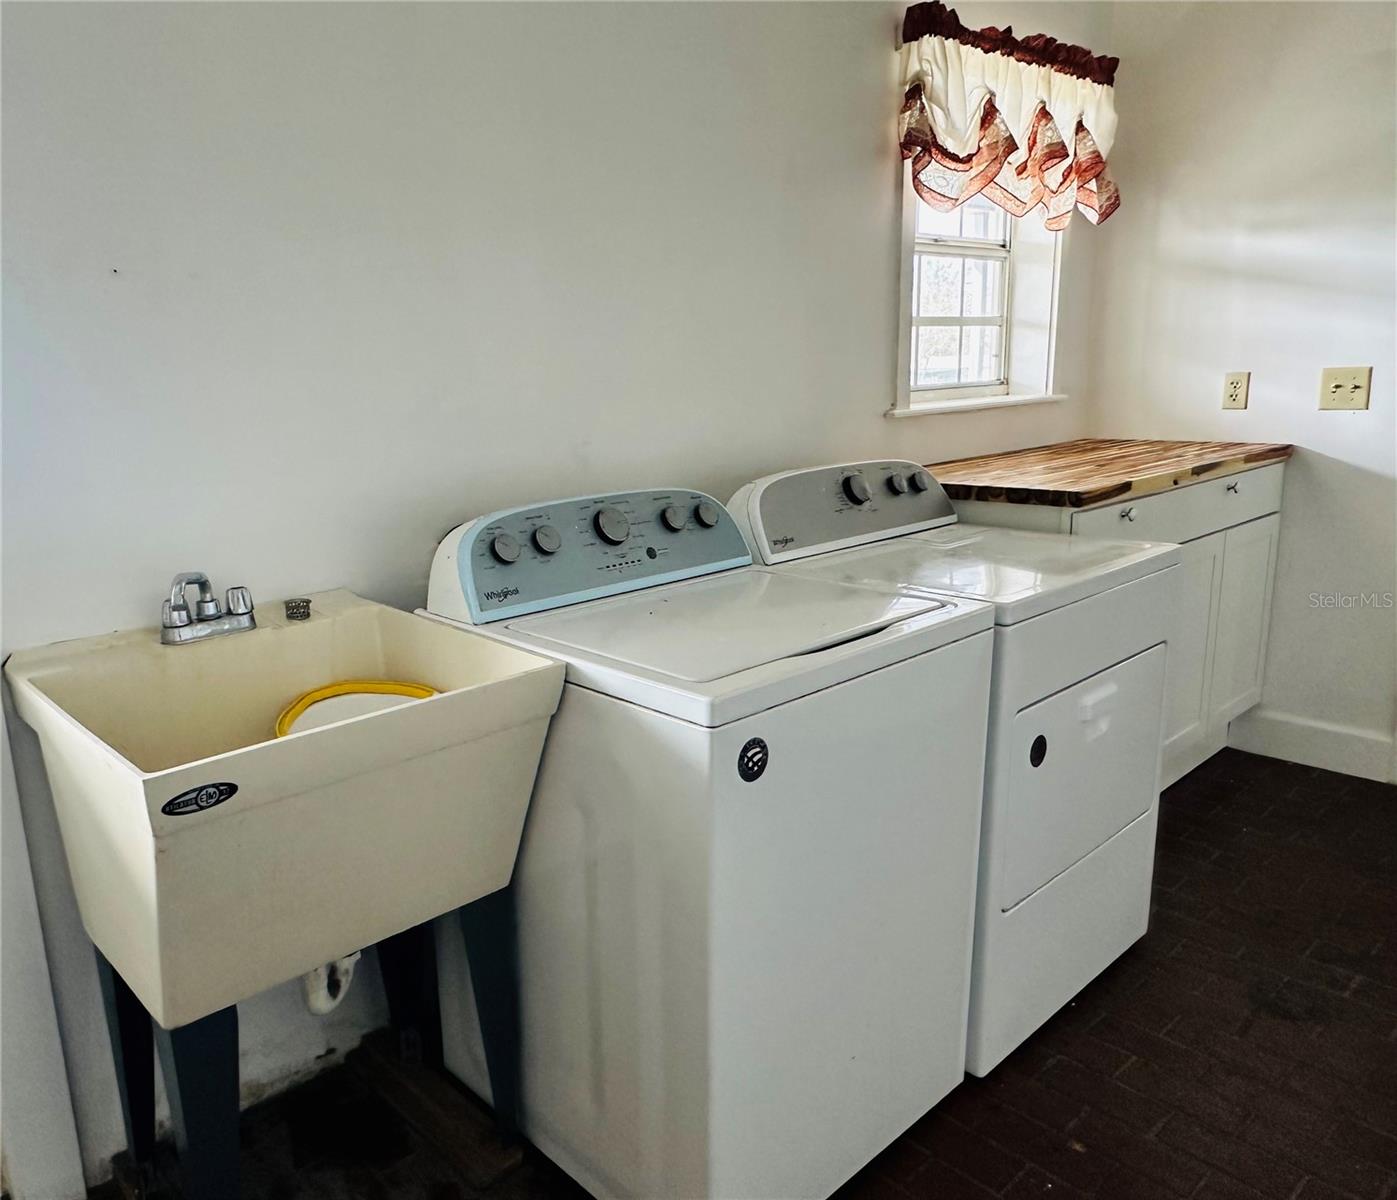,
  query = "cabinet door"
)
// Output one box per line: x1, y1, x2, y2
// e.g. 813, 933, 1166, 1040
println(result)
1209, 514, 1280, 725
1162, 531, 1225, 769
